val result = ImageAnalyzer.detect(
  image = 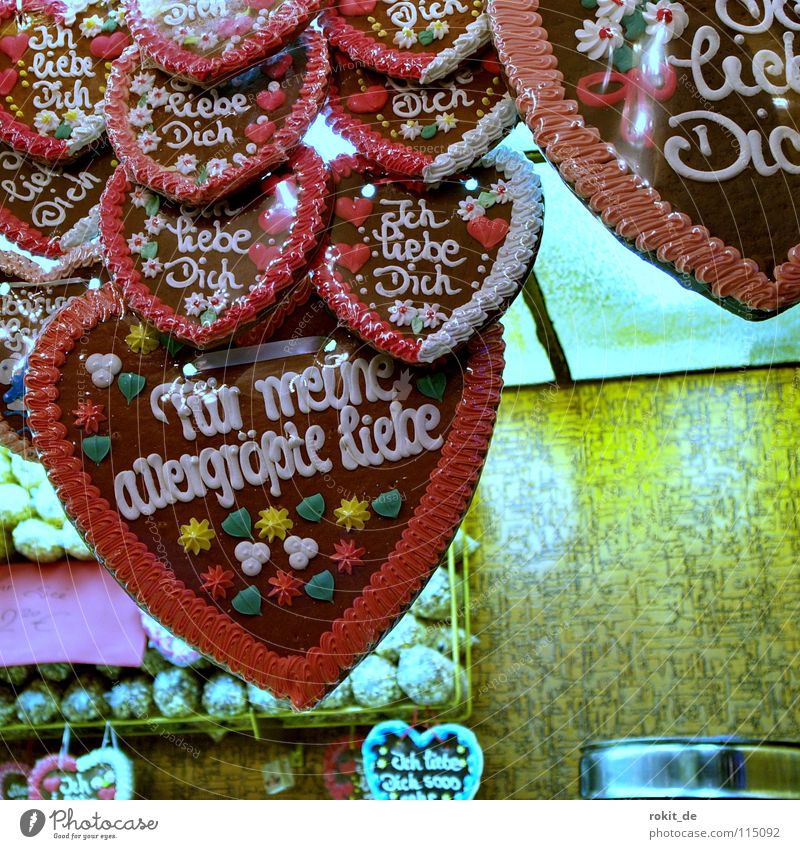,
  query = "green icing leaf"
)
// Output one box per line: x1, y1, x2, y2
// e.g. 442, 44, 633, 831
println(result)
296, 493, 325, 523
158, 333, 184, 356
416, 372, 446, 402
232, 585, 262, 616
54, 123, 72, 139
372, 488, 403, 519
305, 570, 334, 603
137, 94, 149, 108
195, 164, 208, 186
420, 124, 437, 140
144, 194, 161, 217
200, 309, 217, 326
183, 35, 199, 45
222, 507, 252, 538
118, 372, 146, 404
477, 191, 496, 209
101, 17, 117, 31
580, 0, 598, 7
418, 29, 435, 46
612, 44, 636, 73
82, 435, 111, 464
624, 9, 646, 39
140, 241, 158, 260
411, 315, 424, 334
